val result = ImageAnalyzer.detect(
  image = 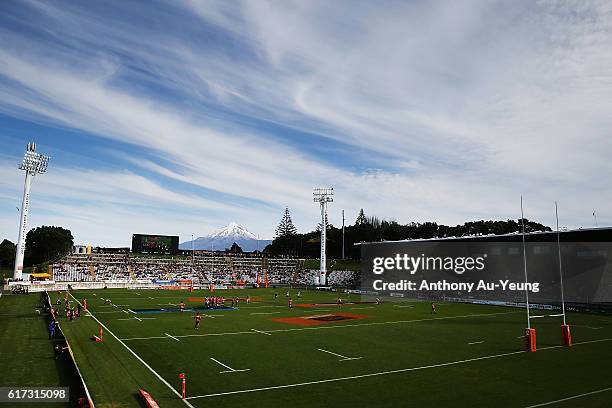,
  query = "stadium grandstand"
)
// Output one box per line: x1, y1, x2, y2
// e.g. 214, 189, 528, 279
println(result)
50, 252, 358, 288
